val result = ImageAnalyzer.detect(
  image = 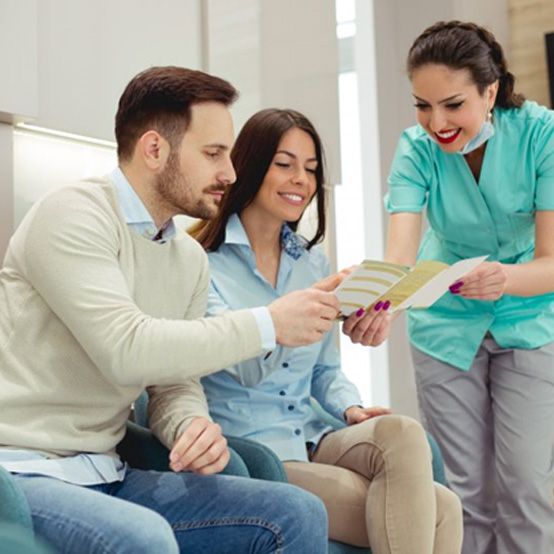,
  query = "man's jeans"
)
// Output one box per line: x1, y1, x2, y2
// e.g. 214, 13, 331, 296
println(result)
14, 468, 328, 553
